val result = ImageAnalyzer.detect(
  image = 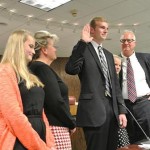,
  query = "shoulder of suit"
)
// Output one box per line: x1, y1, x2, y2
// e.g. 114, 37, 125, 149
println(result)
102, 48, 113, 56
101, 47, 108, 52
136, 52, 150, 57
136, 52, 150, 62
